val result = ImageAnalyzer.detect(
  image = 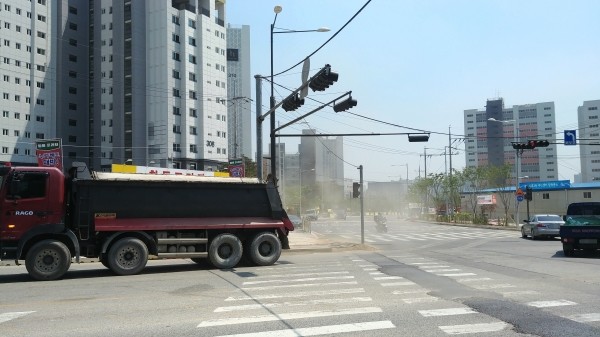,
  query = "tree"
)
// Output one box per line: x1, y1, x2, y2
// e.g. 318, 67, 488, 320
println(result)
242, 156, 257, 178
486, 164, 514, 226
460, 166, 489, 218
